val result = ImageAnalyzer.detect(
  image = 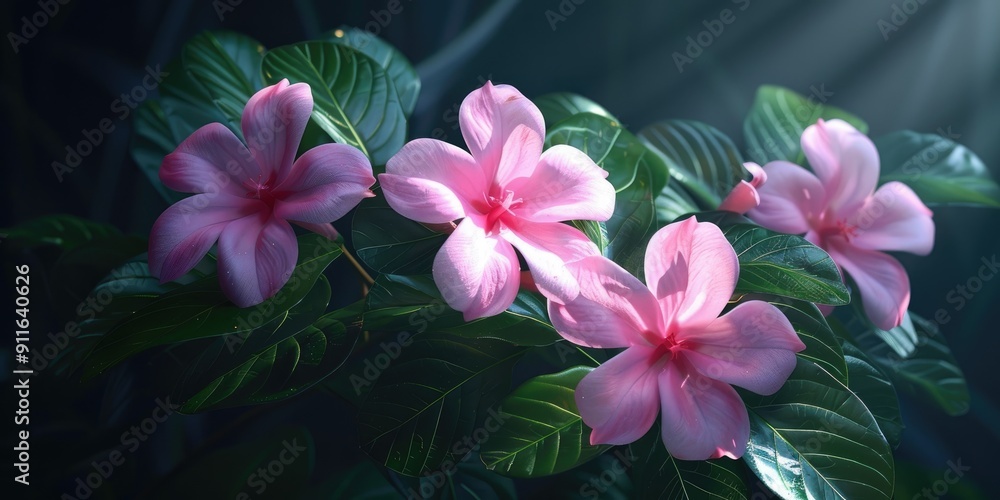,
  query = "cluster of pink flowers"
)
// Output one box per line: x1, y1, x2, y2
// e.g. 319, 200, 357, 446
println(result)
150, 80, 932, 460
